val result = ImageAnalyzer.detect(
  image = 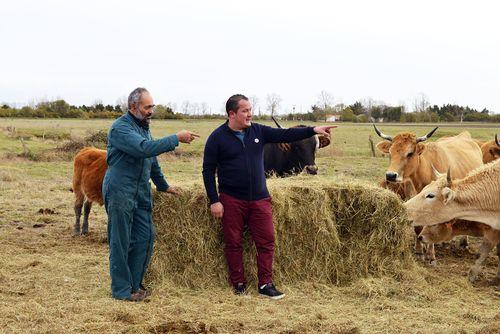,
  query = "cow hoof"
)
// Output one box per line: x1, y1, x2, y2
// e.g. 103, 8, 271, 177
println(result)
73, 231, 81, 237
414, 253, 425, 261
468, 270, 479, 283
82, 230, 89, 236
